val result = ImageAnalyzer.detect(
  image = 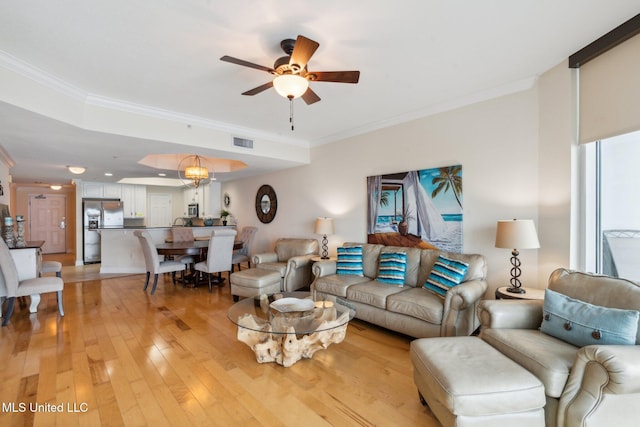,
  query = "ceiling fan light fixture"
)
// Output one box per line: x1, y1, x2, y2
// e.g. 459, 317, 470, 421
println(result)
273, 74, 309, 99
